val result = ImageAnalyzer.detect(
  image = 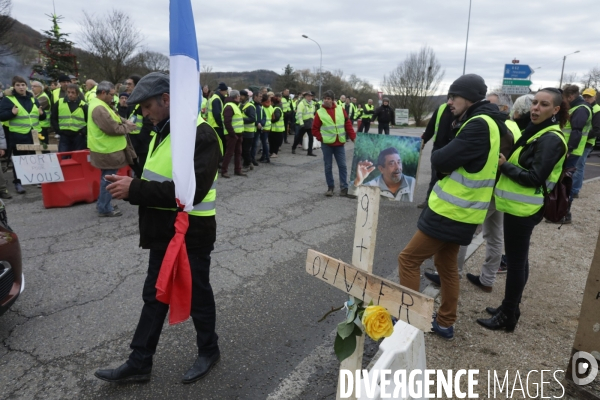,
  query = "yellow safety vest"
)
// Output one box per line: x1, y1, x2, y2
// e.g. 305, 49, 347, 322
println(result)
223, 102, 244, 135
505, 120, 522, 143
201, 96, 208, 120
296, 99, 315, 125
241, 101, 256, 133
495, 125, 567, 217
271, 106, 285, 132
87, 98, 127, 154
207, 94, 223, 129
52, 88, 62, 104
428, 115, 500, 224
432, 103, 447, 143
317, 105, 346, 144
5, 96, 39, 134
563, 104, 592, 156
36, 92, 52, 129
263, 105, 273, 131
58, 98, 87, 132
141, 116, 223, 216
587, 103, 600, 147
85, 86, 97, 103
362, 104, 374, 120
128, 104, 143, 135
281, 97, 291, 113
